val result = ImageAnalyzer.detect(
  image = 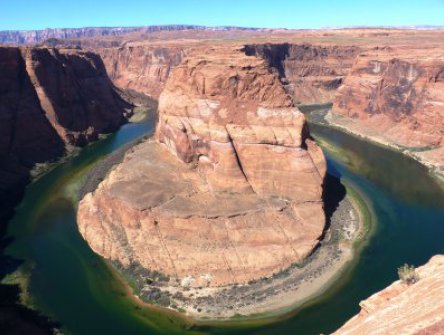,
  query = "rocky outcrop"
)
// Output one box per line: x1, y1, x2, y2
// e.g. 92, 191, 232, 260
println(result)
0, 46, 130, 224
334, 255, 444, 335
97, 45, 189, 98
331, 47, 444, 176
244, 43, 361, 104
77, 47, 327, 287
